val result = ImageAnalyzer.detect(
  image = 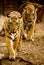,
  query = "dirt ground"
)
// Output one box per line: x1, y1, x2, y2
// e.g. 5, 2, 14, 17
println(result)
0, 15, 44, 65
